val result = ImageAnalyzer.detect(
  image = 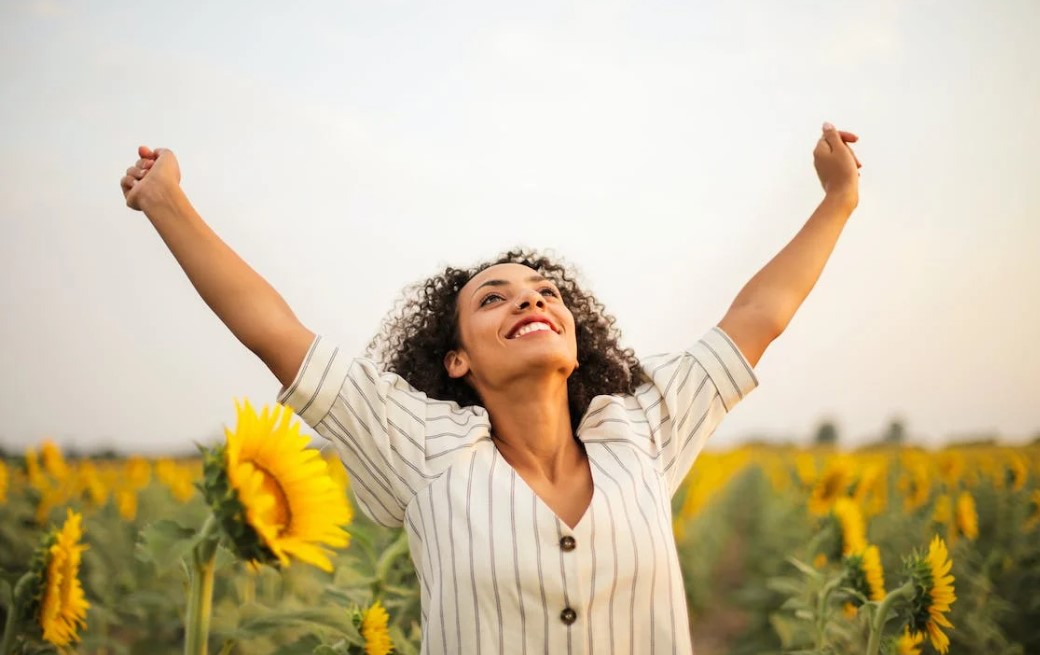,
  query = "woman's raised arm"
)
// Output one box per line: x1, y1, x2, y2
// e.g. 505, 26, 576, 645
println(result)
717, 123, 861, 368
120, 145, 314, 388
